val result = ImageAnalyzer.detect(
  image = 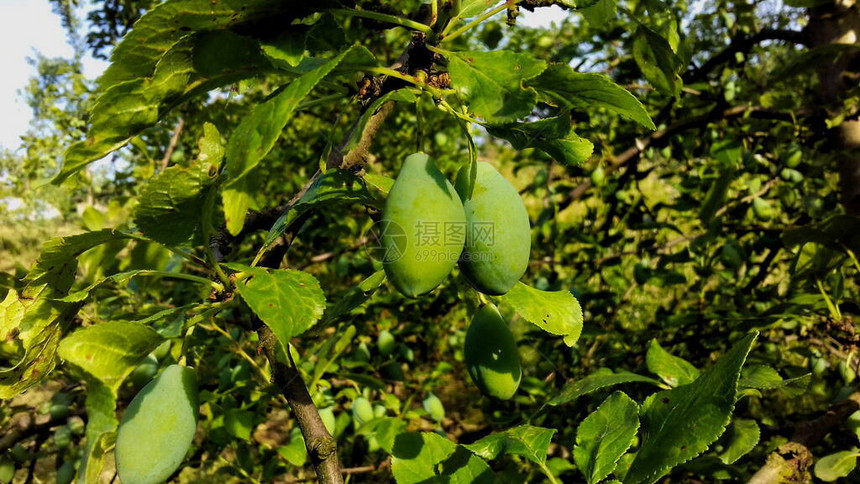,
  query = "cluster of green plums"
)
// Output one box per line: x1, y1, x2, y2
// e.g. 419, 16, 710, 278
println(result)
381, 153, 528, 399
